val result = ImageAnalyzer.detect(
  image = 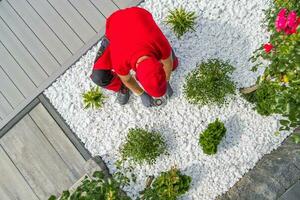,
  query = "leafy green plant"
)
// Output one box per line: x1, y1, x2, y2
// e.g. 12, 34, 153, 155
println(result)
292, 134, 300, 144
199, 119, 226, 155
247, 0, 300, 130
48, 171, 131, 200
121, 128, 167, 165
166, 7, 197, 38
82, 86, 105, 109
141, 167, 192, 200
184, 59, 236, 106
